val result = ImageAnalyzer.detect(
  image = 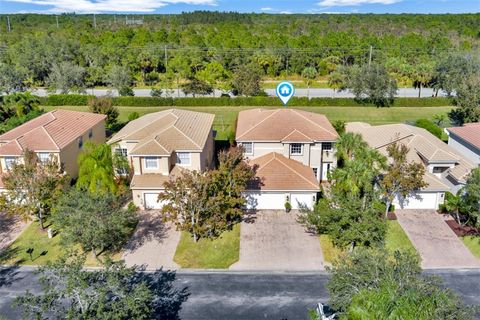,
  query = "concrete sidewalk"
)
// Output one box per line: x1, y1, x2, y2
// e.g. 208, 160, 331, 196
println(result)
396, 209, 480, 269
